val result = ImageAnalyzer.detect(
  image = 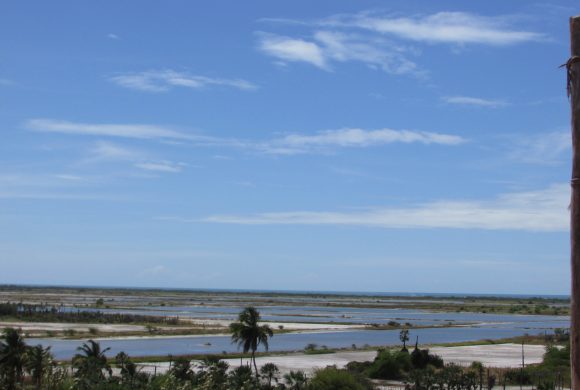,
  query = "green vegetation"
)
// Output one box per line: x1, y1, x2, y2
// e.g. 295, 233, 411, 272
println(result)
343, 334, 572, 390
307, 367, 373, 390
303, 344, 336, 355
0, 327, 304, 389
72, 340, 112, 389
0, 302, 179, 325
0, 327, 27, 390
0, 322, 573, 390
